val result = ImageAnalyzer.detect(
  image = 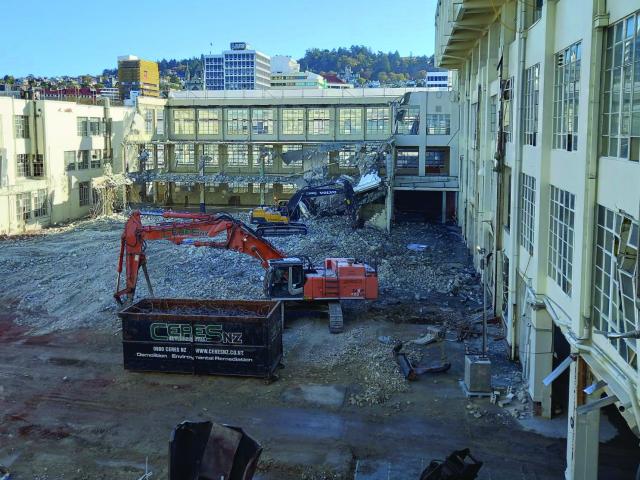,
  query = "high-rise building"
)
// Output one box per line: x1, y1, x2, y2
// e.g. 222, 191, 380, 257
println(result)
117, 55, 159, 100
203, 42, 271, 91
426, 71, 451, 90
